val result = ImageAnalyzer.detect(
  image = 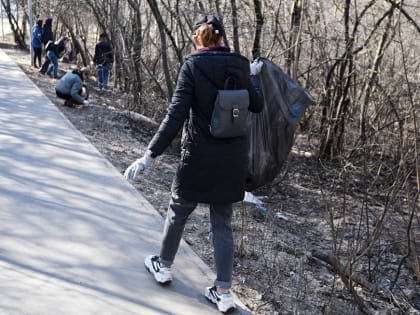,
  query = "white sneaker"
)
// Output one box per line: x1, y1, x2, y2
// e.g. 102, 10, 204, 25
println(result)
144, 255, 172, 284
204, 286, 236, 313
